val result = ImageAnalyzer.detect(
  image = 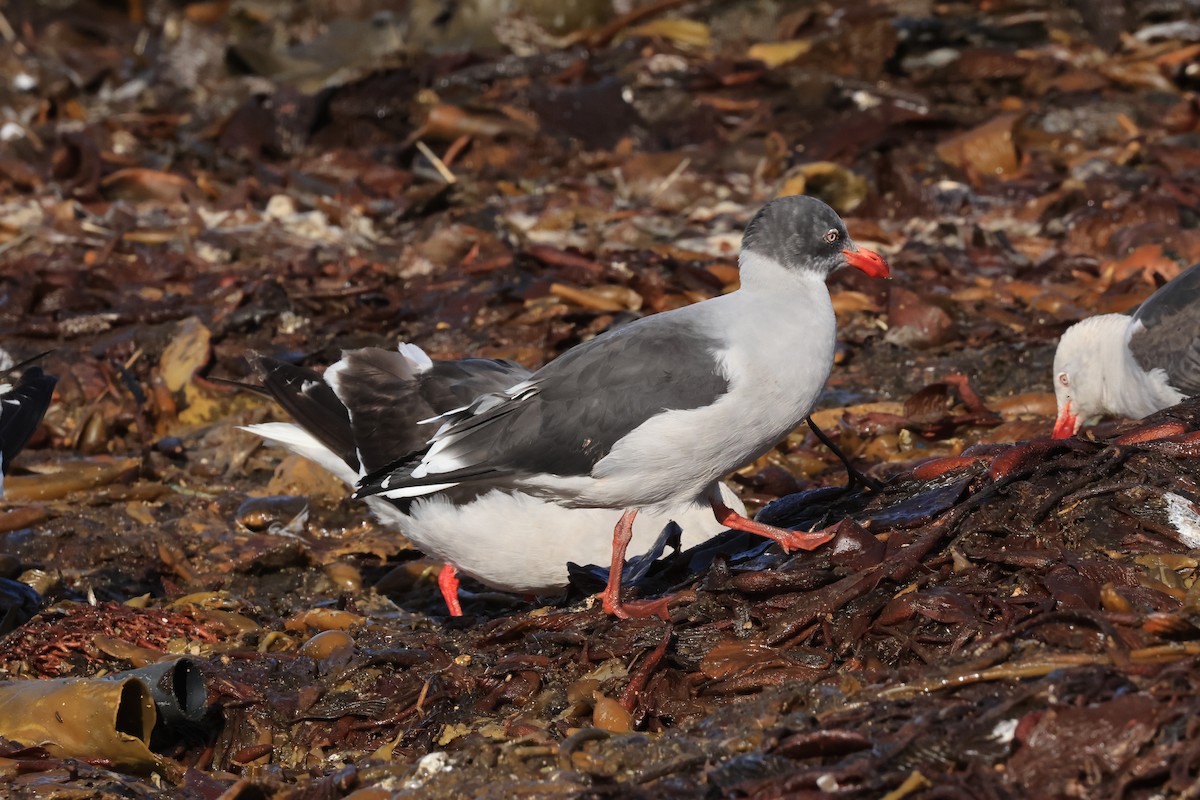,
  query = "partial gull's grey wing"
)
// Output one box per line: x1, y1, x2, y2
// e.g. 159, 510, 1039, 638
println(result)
357, 316, 730, 495
1128, 263, 1200, 396
330, 347, 531, 473
0, 366, 57, 474
425, 358, 533, 407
